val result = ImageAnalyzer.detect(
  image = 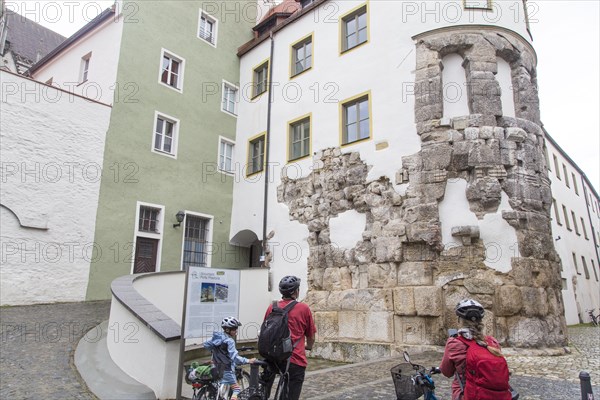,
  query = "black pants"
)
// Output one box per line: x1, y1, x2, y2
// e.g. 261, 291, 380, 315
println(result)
263, 361, 306, 400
